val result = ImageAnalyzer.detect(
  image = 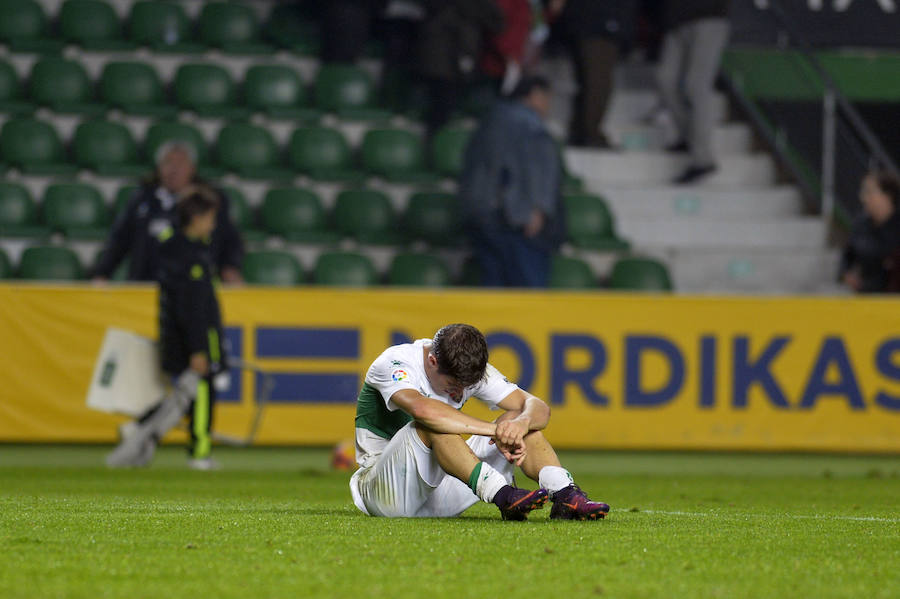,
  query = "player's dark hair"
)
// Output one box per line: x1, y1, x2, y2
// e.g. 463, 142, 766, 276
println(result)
431, 324, 489, 387
871, 170, 900, 208
176, 186, 219, 229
